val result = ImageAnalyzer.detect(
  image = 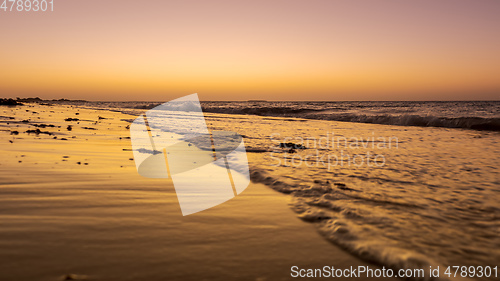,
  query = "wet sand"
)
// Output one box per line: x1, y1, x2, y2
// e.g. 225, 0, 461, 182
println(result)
0, 103, 379, 281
